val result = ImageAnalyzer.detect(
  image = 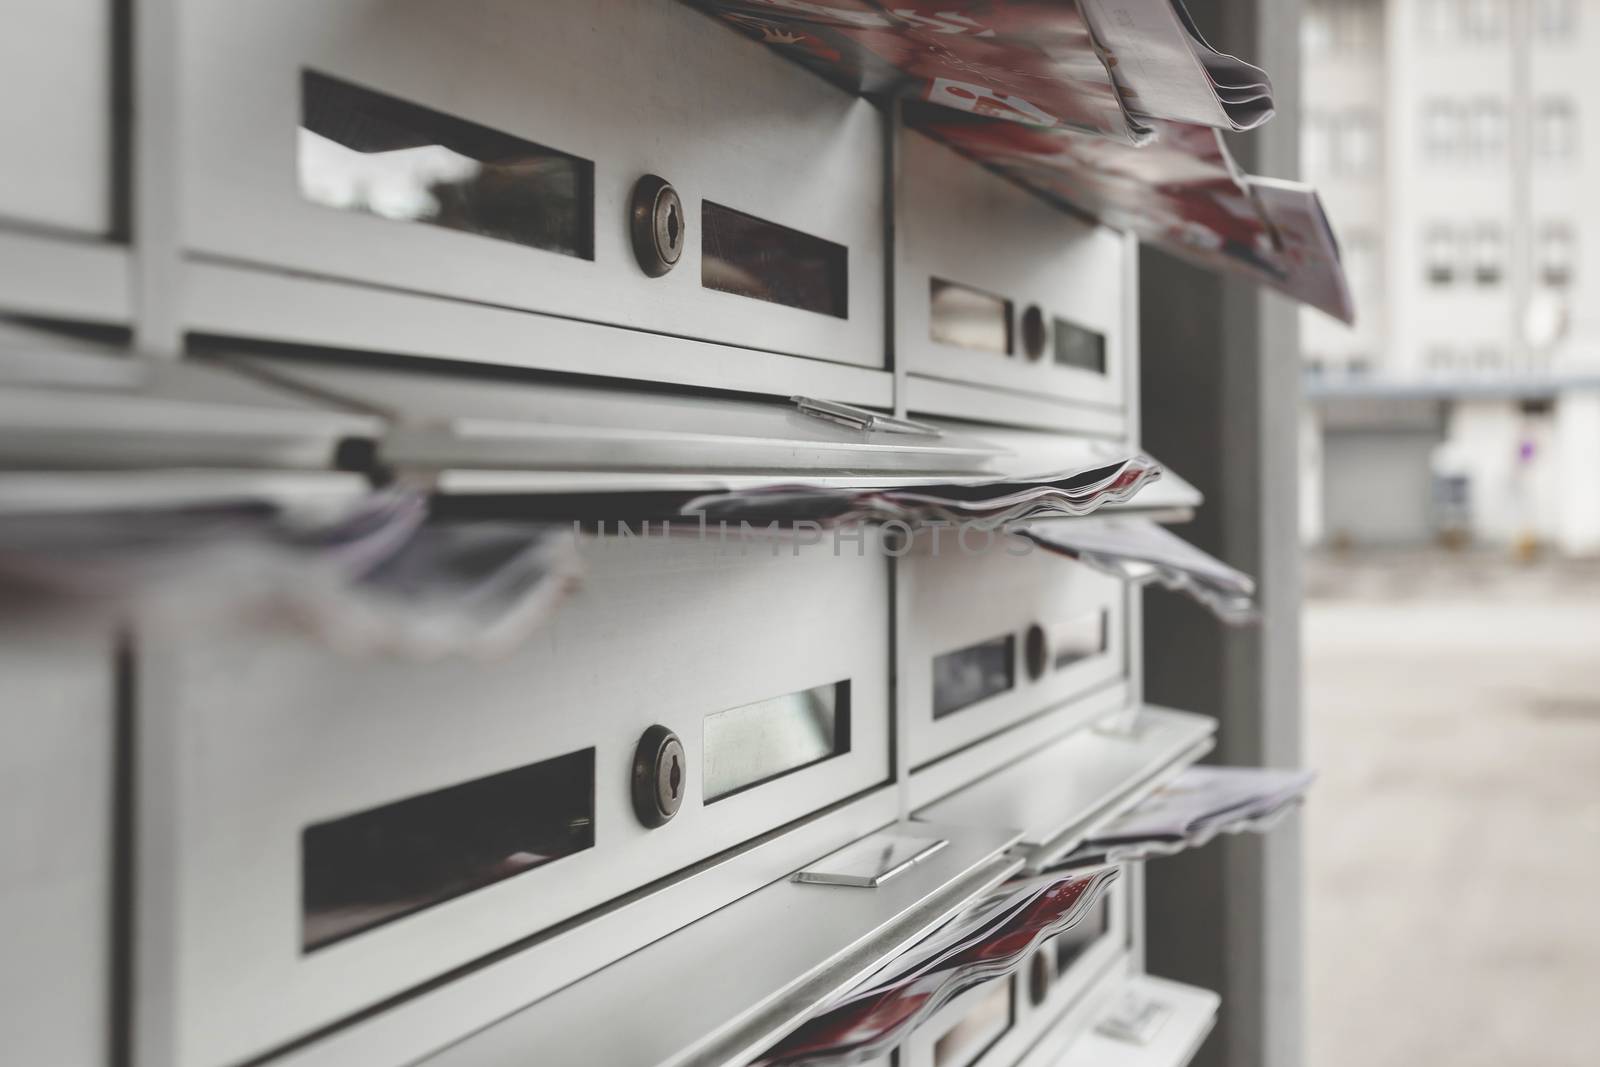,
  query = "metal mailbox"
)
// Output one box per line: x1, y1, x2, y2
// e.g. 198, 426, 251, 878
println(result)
899, 538, 1128, 777
896, 125, 1133, 435
134, 531, 892, 1067
177, 0, 887, 400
